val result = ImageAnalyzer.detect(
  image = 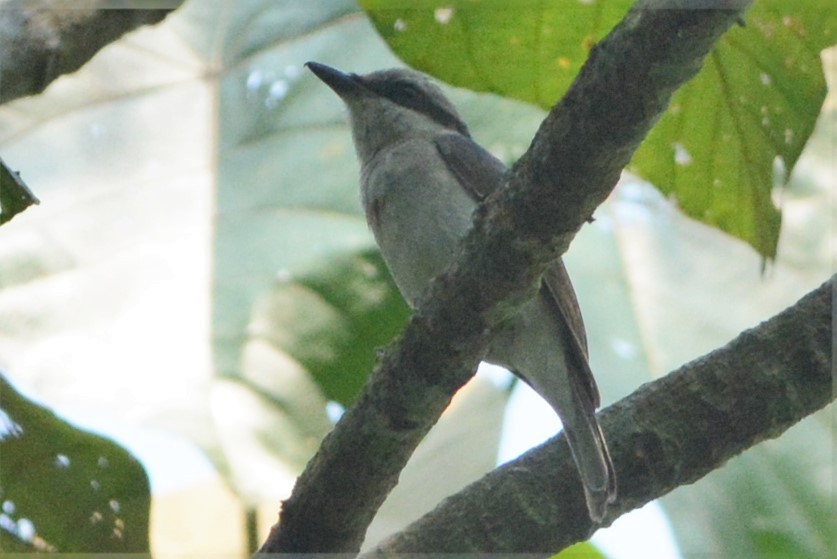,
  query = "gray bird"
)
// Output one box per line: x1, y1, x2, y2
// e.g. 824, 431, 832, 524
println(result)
306, 61, 616, 522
